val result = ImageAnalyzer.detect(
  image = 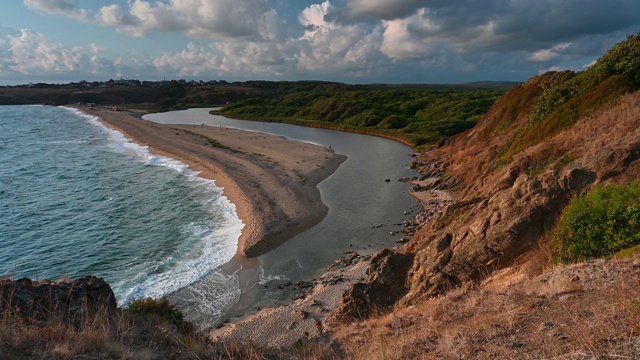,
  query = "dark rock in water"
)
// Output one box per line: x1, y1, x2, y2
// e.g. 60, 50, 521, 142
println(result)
329, 249, 414, 322
384, 178, 391, 182
0, 275, 117, 324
